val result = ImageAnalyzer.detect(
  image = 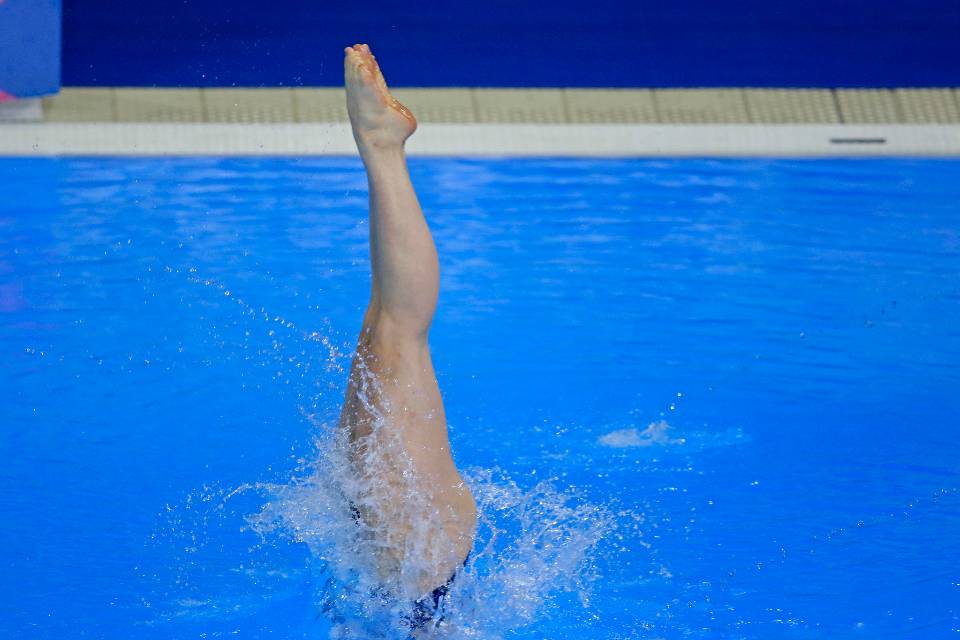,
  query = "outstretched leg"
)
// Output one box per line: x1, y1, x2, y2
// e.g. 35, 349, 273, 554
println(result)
338, 44, 476, 604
